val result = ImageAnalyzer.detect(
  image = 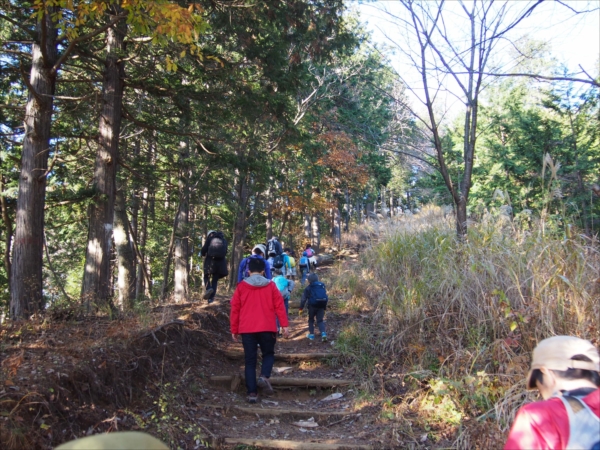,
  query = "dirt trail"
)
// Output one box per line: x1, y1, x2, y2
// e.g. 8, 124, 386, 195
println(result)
0, 262, 389, 449
200, 284, 382, 449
